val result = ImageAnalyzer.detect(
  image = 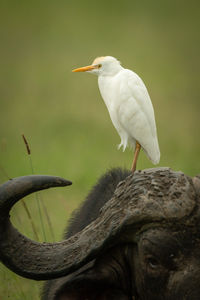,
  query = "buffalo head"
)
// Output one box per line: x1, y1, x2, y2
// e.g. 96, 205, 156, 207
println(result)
0, 167, 200, 300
